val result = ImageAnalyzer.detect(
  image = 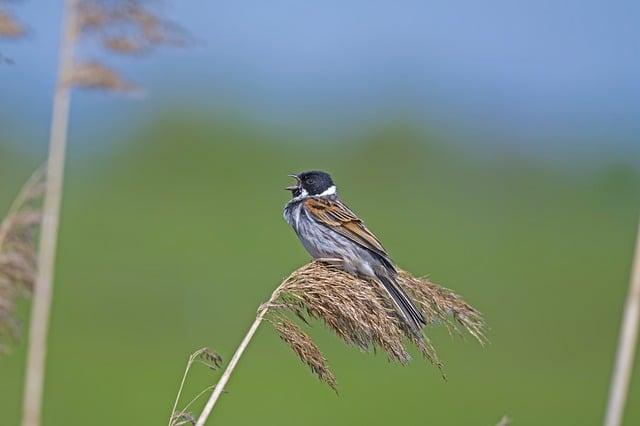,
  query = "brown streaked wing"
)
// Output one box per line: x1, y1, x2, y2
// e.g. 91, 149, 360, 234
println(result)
303, 197, 390, 260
